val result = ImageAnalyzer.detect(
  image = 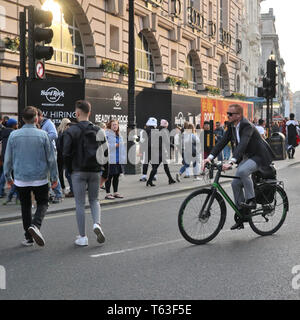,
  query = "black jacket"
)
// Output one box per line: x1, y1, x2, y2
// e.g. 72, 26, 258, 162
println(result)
210, 117, 274, 167
63, 121, 108, 173
0, 127, 13, 162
